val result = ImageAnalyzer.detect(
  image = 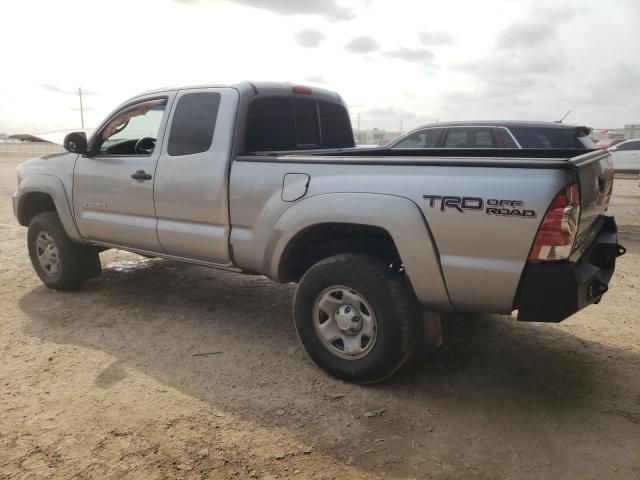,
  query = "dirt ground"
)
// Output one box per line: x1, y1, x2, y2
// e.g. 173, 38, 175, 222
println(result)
0, 155, 638, 480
